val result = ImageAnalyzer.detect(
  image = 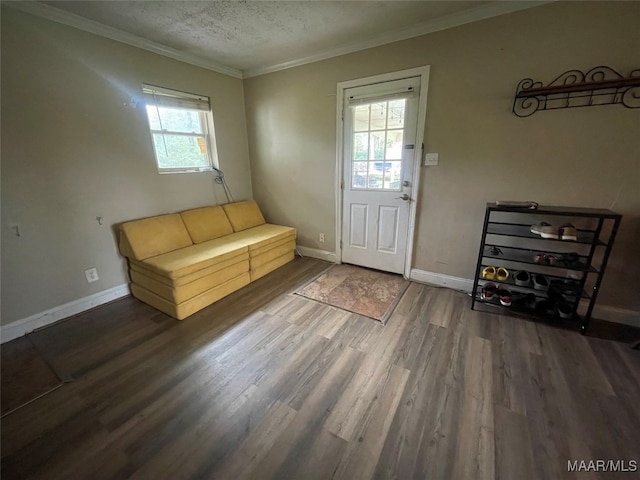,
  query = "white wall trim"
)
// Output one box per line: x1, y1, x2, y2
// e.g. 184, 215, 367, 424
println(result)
409, 268, 474, 293
410, 268, 640, 328
591, 305, 640, 329
404, 68, 430, 280
296, 245, 338, 264
243, 1, 551, 78
5, 1, 243, 79
0, 284, 131, 344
